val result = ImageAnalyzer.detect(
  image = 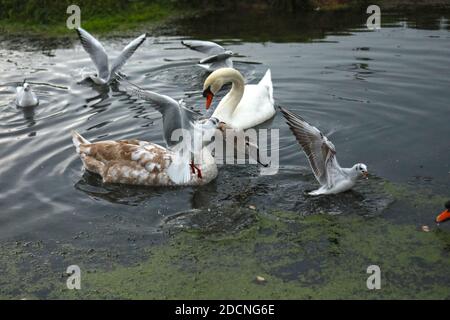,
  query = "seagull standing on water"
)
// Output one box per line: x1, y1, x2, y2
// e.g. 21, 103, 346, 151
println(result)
15, 80, 39, 107
76, 28, 147, 84
279, 107, 369, 195
181, 40, 234, 72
